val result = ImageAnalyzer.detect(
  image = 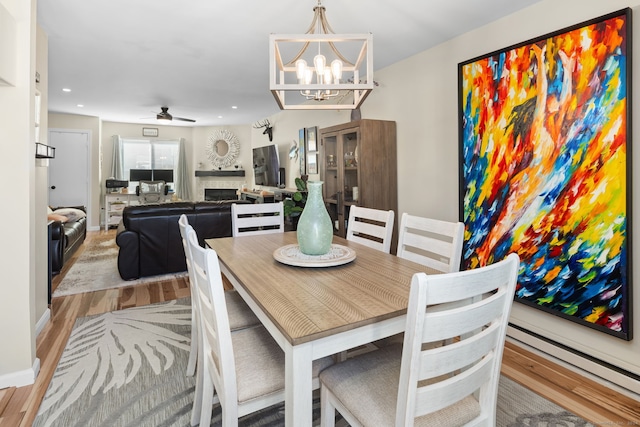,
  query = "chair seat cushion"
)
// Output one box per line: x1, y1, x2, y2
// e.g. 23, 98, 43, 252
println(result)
225, 290, 259, 330
233, 326, 334, 404
319, 344, 481, 427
